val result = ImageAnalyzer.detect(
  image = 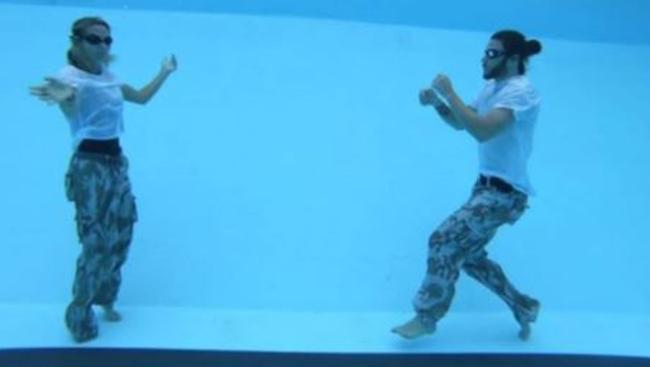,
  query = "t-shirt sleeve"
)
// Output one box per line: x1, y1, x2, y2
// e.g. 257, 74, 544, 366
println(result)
105, 69, 123, 86
469, 83, 490, 111
54, 66, 80, 88
469, 98, 478, 111
493, 84, 540, 121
